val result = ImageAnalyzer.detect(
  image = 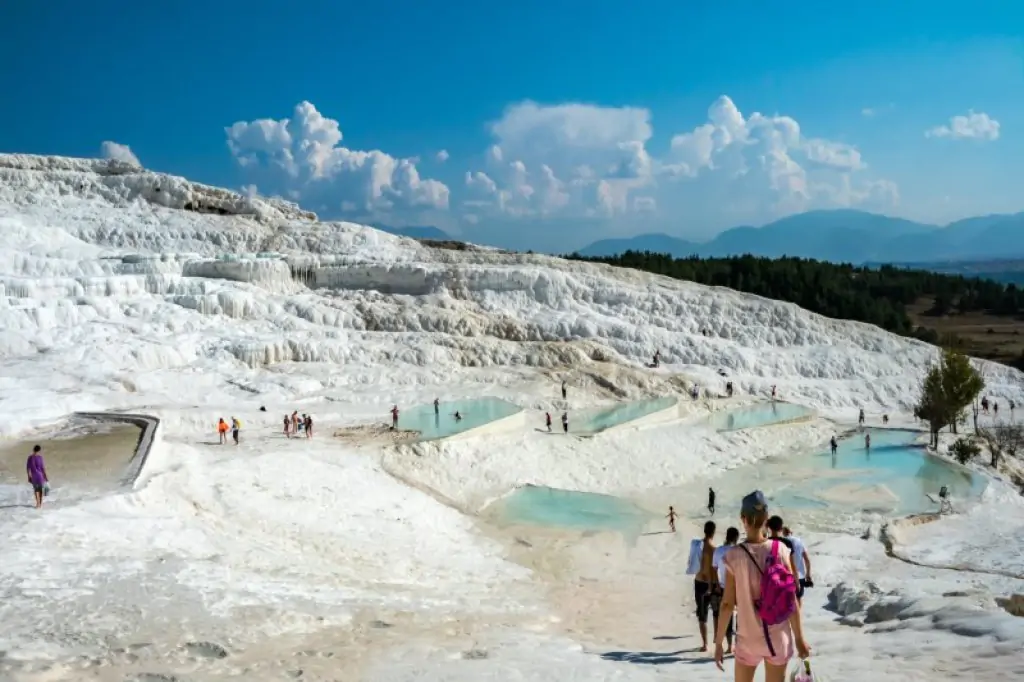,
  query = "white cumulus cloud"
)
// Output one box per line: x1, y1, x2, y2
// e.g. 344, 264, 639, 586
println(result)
225, 101, 449, 216
456, 95, 898, 239
661, 96, 883, 218
925, 110, 1000, 141
100, 141, 140, 166
464, 101, 656, 219
435, 149, 449, 163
